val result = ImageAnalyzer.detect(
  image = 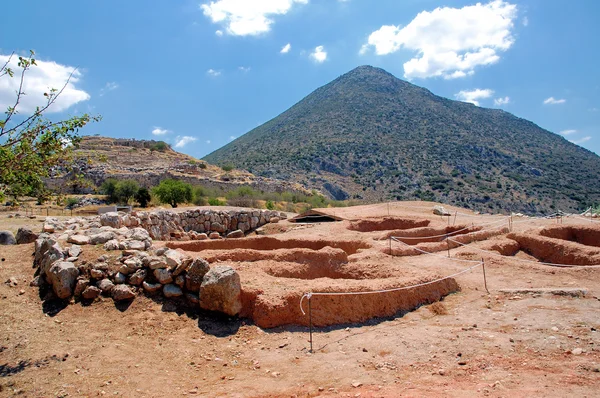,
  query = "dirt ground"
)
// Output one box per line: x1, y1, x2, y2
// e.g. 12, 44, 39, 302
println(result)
1, 203, 599, 397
